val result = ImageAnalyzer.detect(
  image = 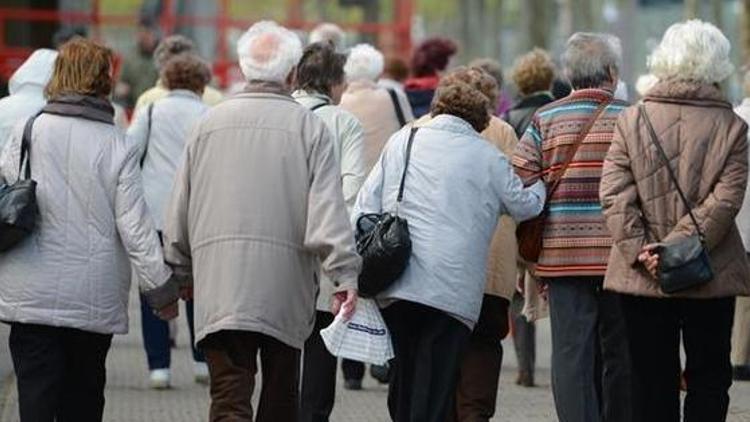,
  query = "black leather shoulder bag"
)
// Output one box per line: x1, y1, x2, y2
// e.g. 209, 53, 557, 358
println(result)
355, 127, 418, 298
639, 104, 714, 294
0, 114, 40, 252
